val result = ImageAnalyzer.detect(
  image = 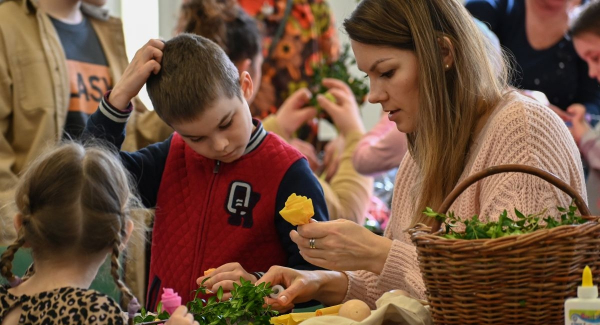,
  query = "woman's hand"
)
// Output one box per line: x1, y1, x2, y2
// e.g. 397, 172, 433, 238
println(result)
291, 219, 392, 274
195, 263, 257, 301
257, 266, 348, 312
275, 88, 317, 139
165, 306, 199, 325
317, 79, 365, 136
